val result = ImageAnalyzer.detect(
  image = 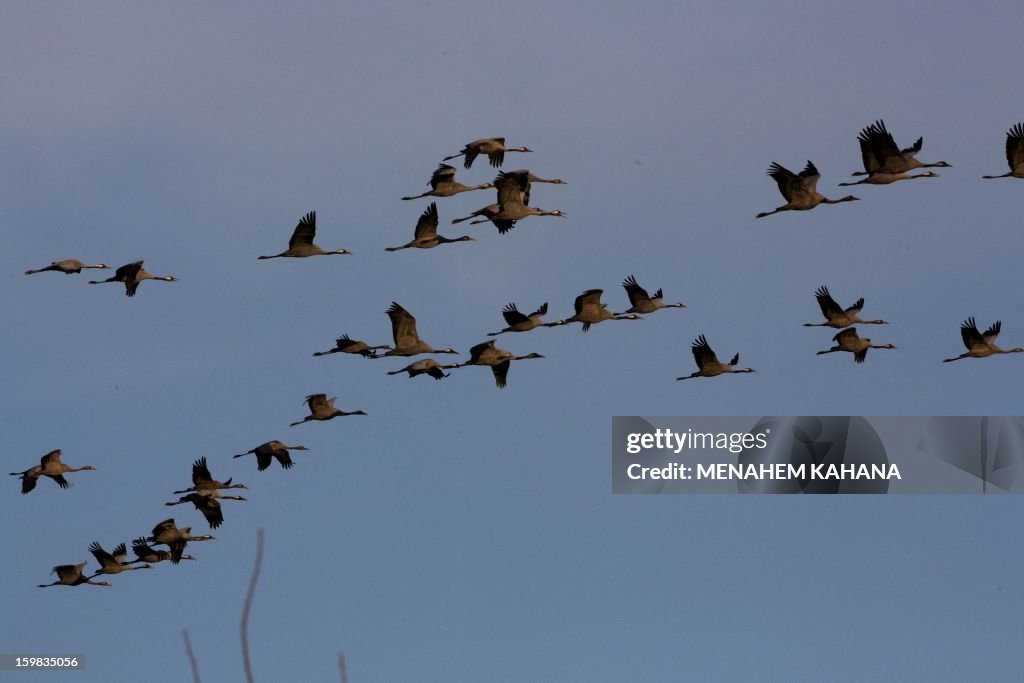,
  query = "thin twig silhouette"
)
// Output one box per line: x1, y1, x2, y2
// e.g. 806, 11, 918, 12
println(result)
182, 628, 202, 683
241, 529, 265, 683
